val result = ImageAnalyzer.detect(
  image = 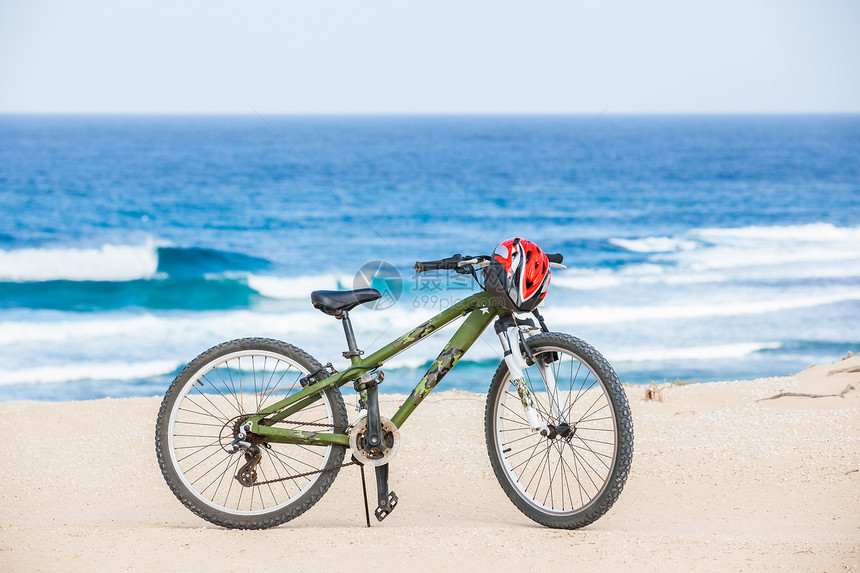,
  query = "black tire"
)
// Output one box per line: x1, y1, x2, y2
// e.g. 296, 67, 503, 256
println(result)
484, 332, 633, 529
155, 338, 347, 529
